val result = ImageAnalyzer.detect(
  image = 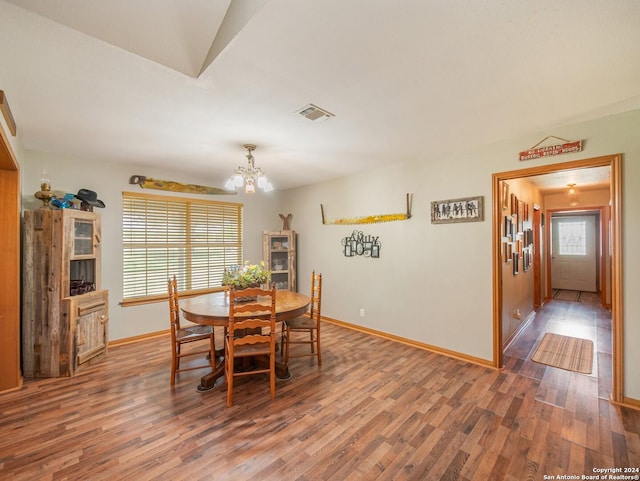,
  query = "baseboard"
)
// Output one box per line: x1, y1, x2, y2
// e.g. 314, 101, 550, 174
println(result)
323, 316, 495, 370
0, 377, 23, 395
503, 310, 536, 351
109, 329, 169, 347
611, 395, 640, 412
